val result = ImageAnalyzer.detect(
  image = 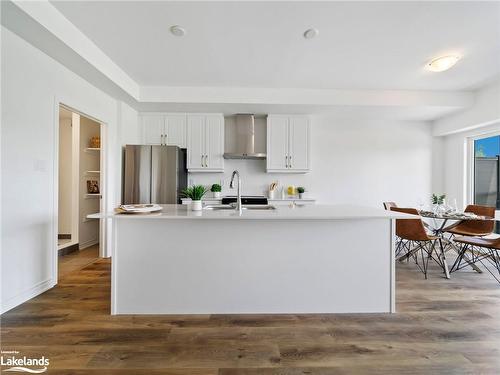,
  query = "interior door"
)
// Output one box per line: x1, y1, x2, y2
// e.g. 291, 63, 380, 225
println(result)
187, 115, 205, 170
288, 116, 310, 171
205, 114, 224, 170
165, 114, 186, 148
143, 114, 165, 145
267, 115, 289, 171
